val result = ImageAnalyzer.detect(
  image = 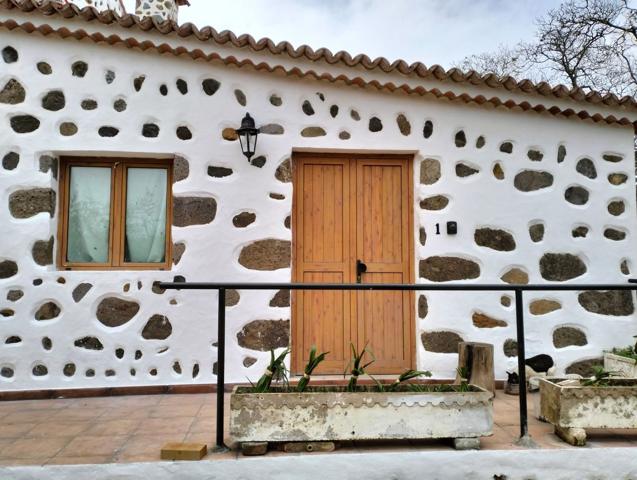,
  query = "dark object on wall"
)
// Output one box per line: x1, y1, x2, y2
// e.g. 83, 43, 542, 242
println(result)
447, 221, 458, 235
